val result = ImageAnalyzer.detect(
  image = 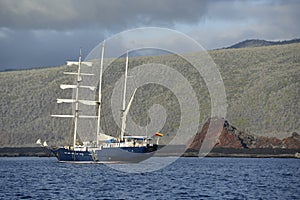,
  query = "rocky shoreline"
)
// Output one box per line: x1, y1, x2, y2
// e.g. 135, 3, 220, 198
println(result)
184, 147, 300, 158
0, 147, 52, 157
